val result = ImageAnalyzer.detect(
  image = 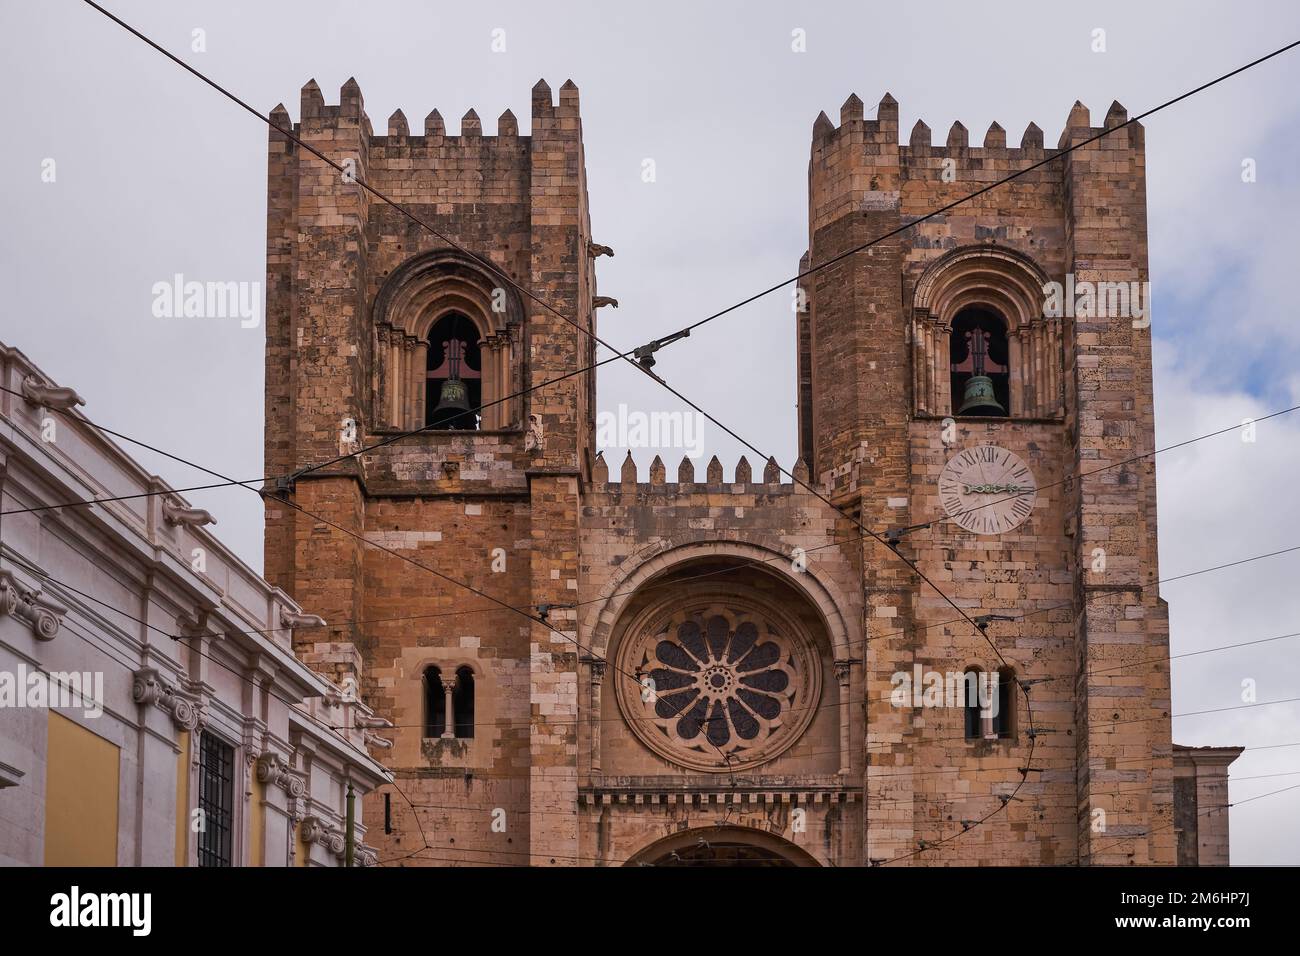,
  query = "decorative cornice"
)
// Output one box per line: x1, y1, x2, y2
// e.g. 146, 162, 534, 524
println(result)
131, 666, 204, 732
0, 569, 67, 641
